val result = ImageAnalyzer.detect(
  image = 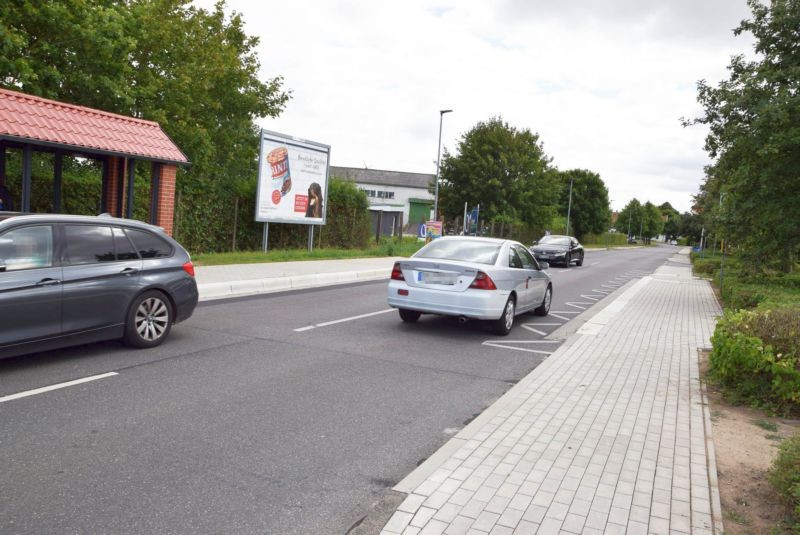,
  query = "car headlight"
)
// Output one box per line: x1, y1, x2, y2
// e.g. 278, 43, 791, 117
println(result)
554, 252, 566, 257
